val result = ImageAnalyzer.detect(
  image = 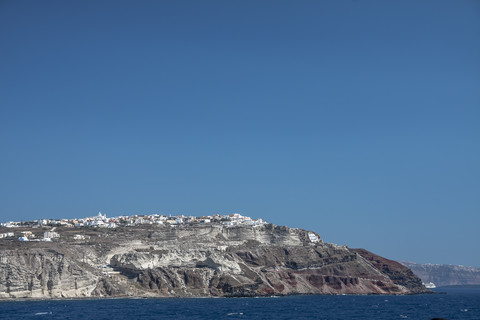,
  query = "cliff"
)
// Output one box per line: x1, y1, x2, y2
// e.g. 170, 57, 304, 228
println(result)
0, 224, 430, 299
400, 261, 480, 287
